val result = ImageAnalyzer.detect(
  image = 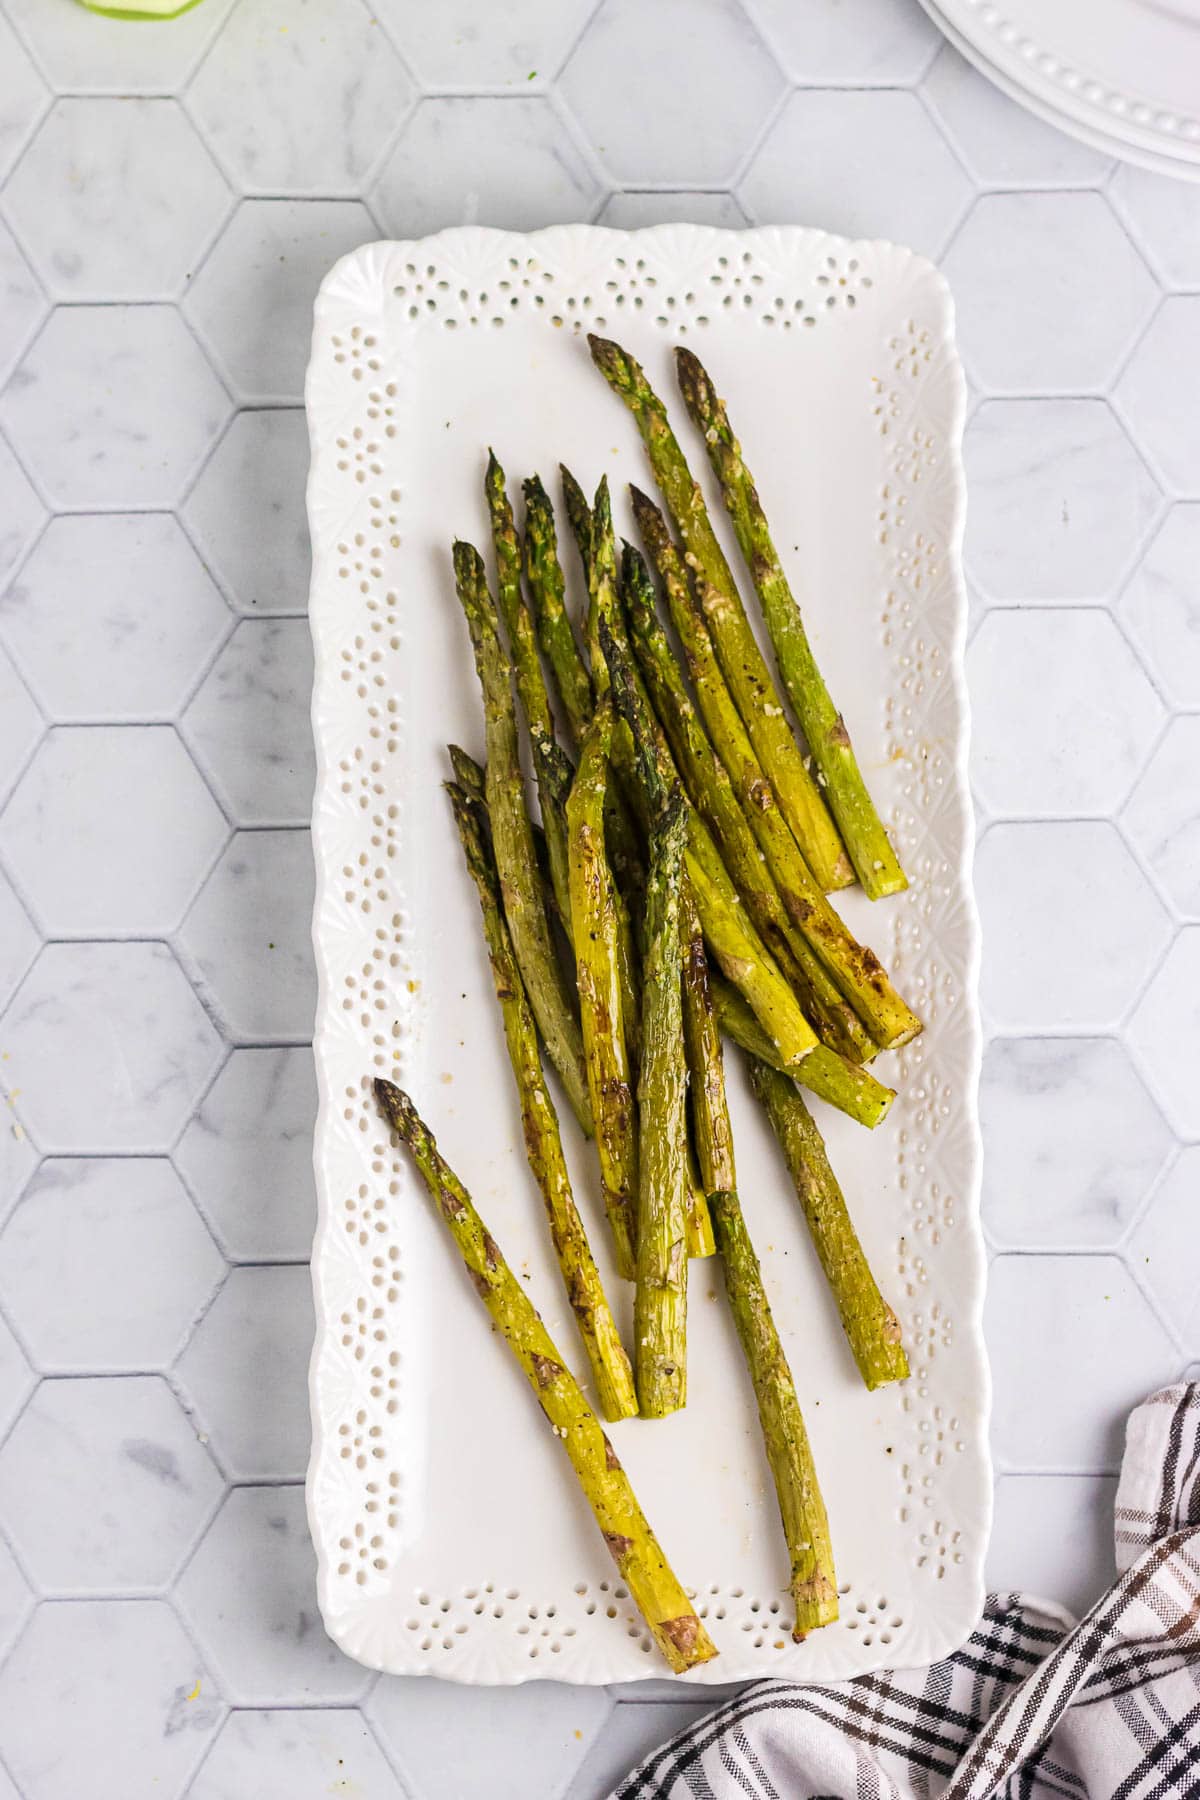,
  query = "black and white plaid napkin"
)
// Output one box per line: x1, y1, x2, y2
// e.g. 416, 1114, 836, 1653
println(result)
614, 1383, 1200, 1800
